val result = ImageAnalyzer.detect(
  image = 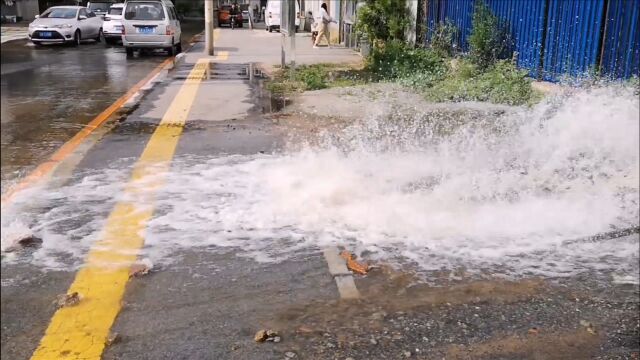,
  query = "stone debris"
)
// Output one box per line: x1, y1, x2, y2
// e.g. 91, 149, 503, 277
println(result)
105, 332, 120, 347
580, 320, 597, 334
129, 258, 153, 278
54, 292, 81, 308
255, 329, 280, 343
4, 235, 42, 252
